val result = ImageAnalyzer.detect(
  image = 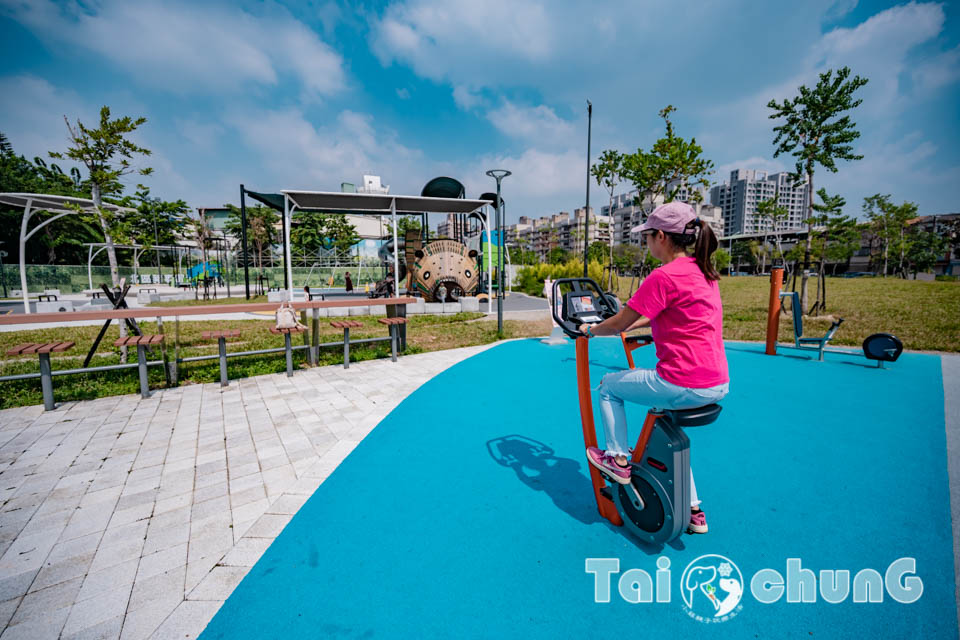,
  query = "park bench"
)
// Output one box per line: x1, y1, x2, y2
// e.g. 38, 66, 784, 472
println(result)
114, 334, 165, 398
378, 317, 408, 362
201, 330, 241, 387
5, 342, 75, 410
270, 326, 305, 377
37, 293, 58, 302
330, 320, 363, 369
